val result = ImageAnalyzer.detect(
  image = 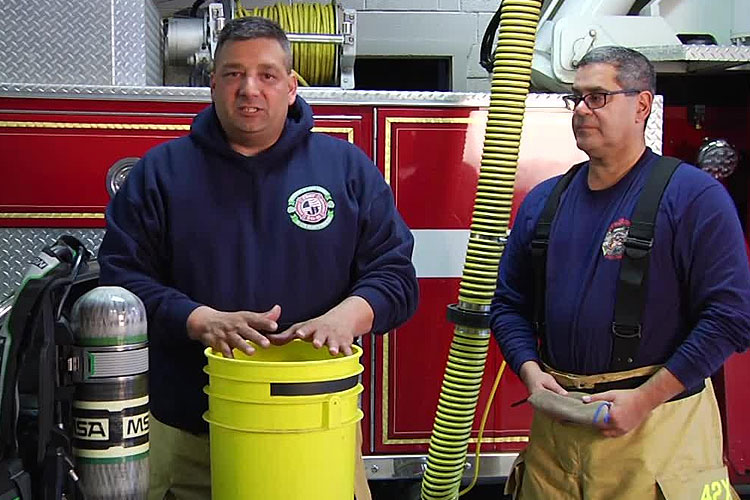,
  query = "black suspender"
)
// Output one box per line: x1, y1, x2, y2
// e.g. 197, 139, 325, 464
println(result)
530, 156, 682, 372
609, 156, 681, 370
531, 162, 585, 338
